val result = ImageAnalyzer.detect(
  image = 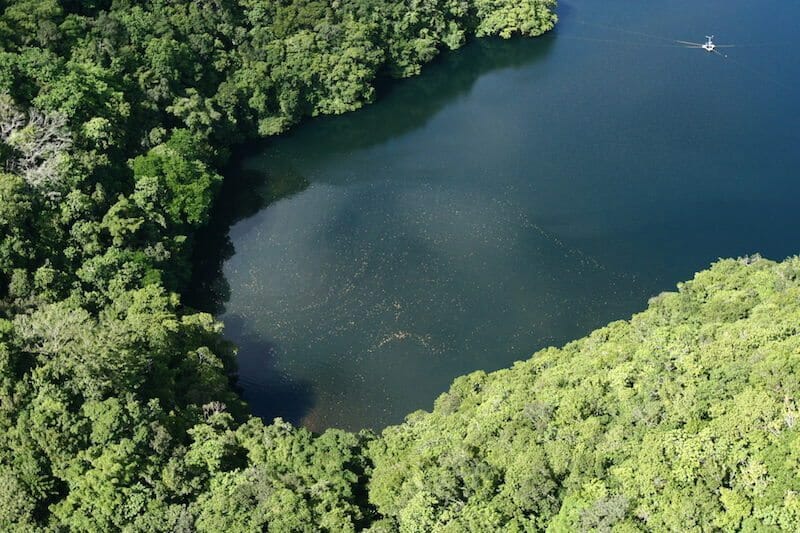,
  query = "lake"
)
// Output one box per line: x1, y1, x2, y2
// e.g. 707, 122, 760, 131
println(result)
190, 0, 800, 431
